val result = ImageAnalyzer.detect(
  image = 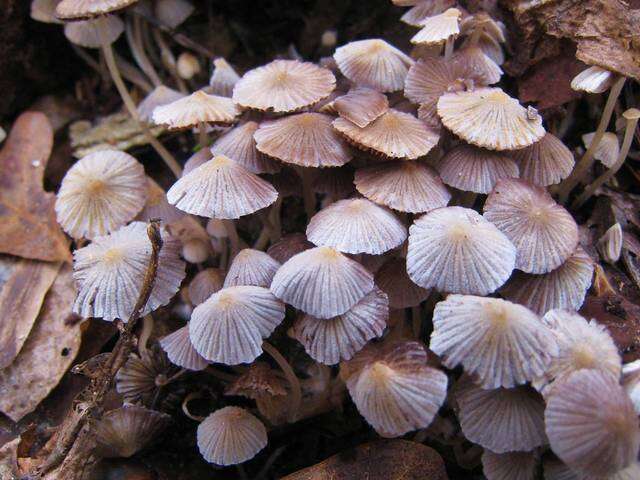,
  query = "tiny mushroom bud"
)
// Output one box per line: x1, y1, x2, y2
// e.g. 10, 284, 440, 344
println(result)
182, 238, 210, 264
209, 57, 241, 97
176, 51, 201, 80
597, 223, 624, 264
